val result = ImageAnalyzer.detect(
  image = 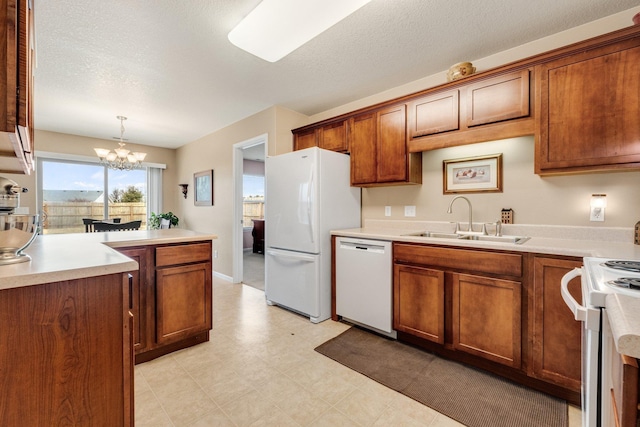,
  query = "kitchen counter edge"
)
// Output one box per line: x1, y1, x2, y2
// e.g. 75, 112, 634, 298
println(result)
0, 229, 218, 291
